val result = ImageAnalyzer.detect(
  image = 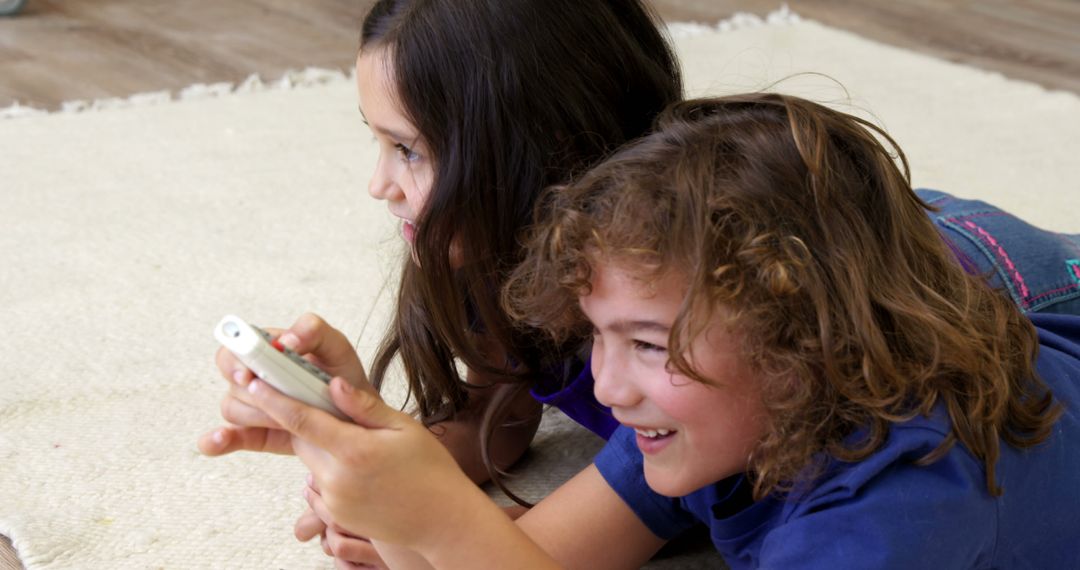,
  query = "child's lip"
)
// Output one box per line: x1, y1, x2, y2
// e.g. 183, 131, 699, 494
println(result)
633, 427, 677, 455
